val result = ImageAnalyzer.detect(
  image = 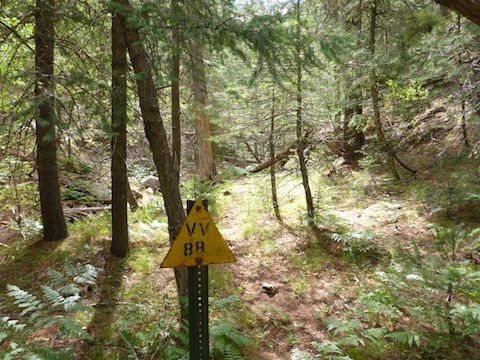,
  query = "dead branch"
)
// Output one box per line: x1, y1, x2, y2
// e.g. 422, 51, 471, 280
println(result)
64, 206, 111, 219
251, 141, 297, 173
251, 131, 313, 173
244, 140, 263, 163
